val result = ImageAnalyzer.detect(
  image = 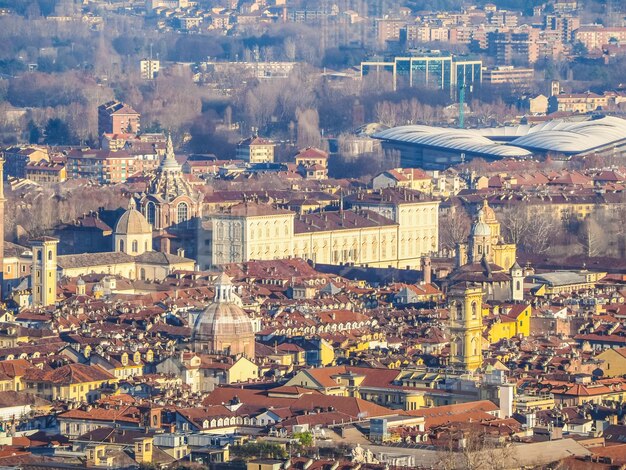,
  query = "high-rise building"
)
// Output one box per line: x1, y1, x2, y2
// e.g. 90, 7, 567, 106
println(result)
140, 59, 160, 80
361, 54, 482, 91
236, 137, 275, 164
31, 237, 59, 307
488, 29, 540, 65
